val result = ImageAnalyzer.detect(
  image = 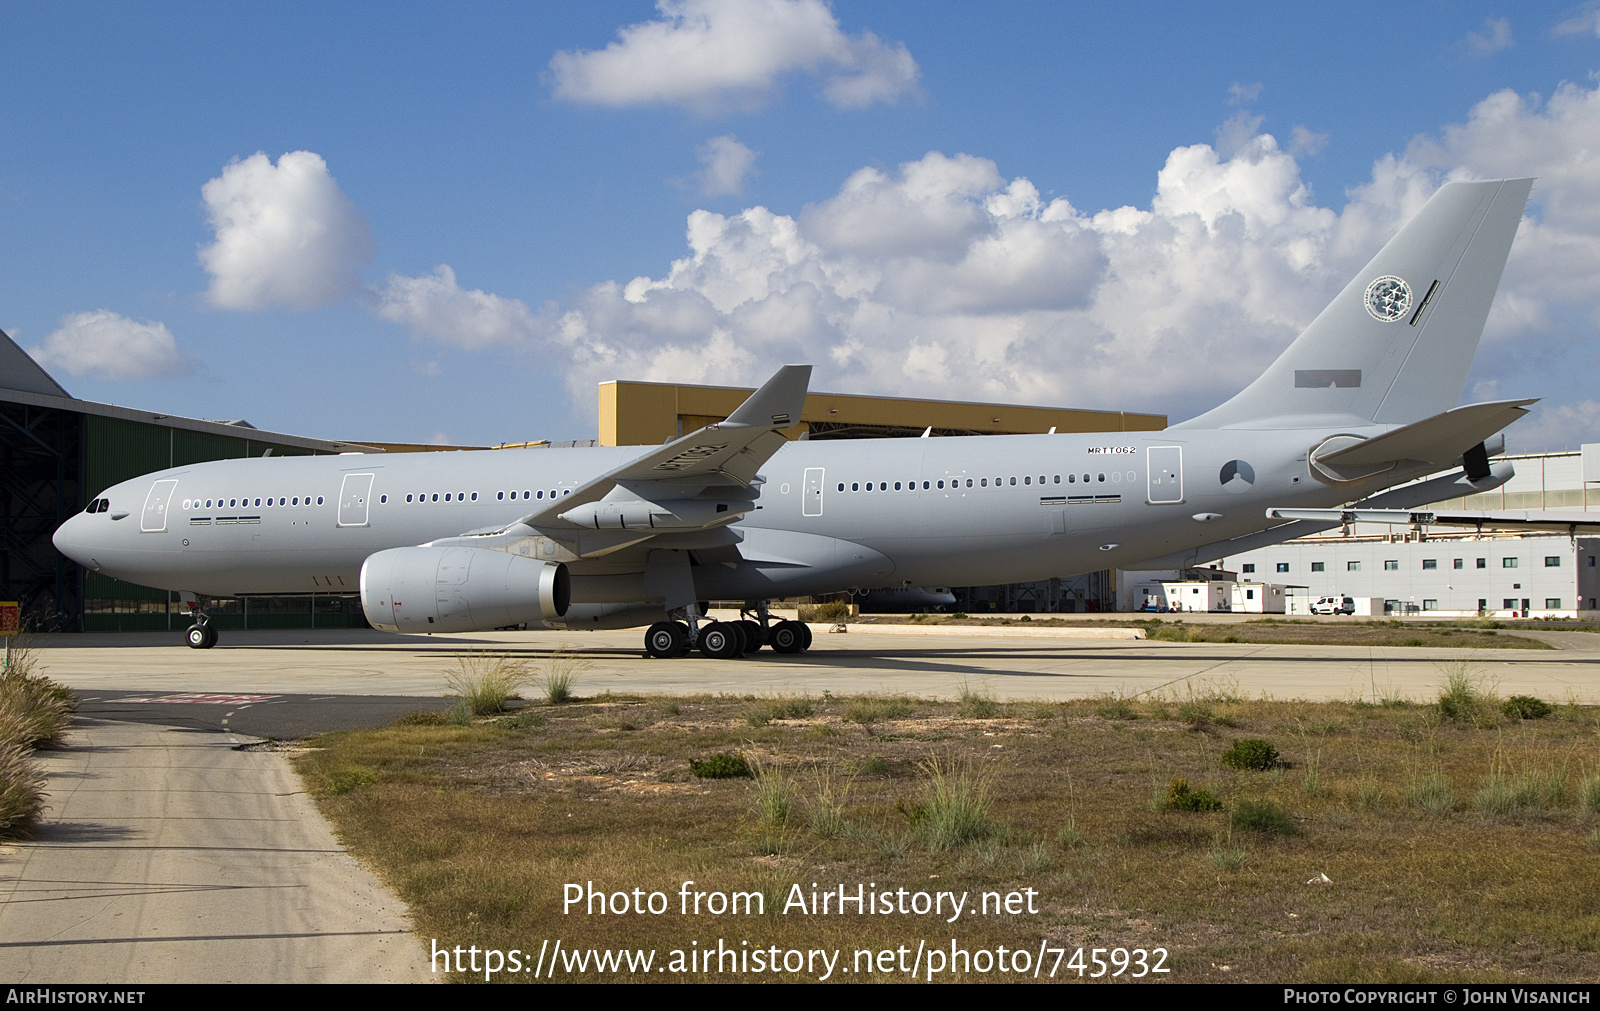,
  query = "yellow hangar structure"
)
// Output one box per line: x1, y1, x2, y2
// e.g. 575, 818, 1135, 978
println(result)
595, 380, 1166, 446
